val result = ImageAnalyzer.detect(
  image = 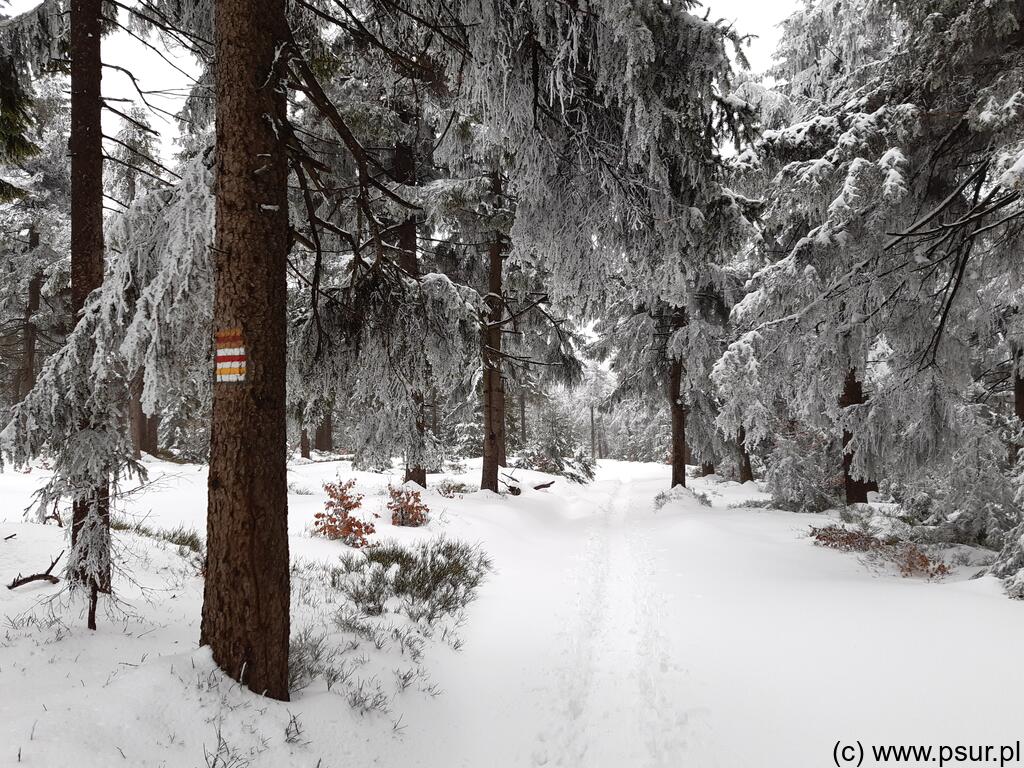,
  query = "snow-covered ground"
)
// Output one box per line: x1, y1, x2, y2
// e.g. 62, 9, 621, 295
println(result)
2, 459, 1023, 767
